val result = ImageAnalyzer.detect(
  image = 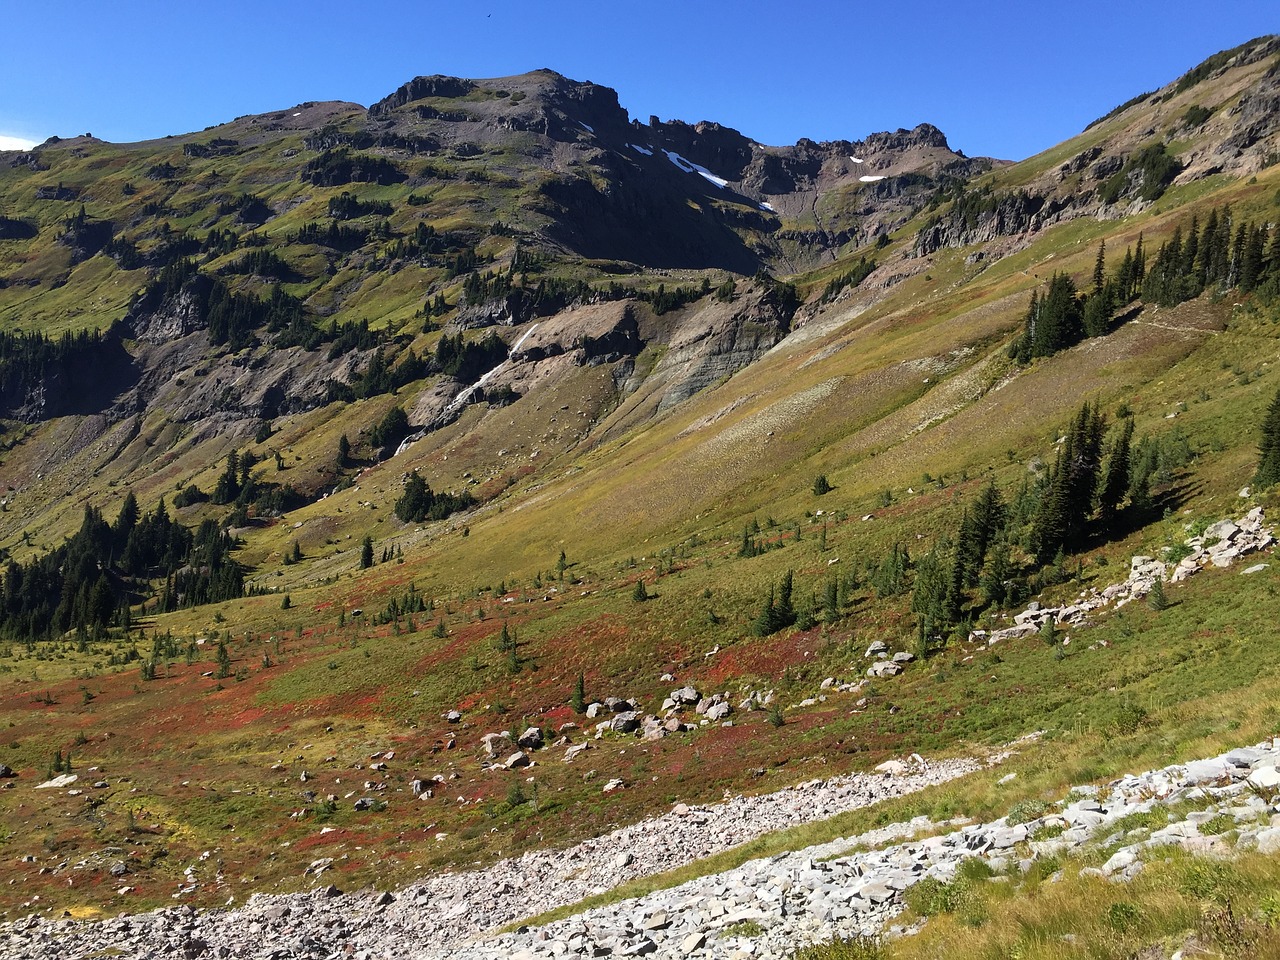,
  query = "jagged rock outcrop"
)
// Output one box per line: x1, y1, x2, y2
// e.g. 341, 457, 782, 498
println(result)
915, 191, 1073, 256
913, 37, 1280, 258
1219, 53, 1280, 156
